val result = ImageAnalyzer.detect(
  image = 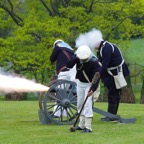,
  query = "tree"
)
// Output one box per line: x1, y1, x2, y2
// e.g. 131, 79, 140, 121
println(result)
0, 0, 144, 101
140, 75, 144, 103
